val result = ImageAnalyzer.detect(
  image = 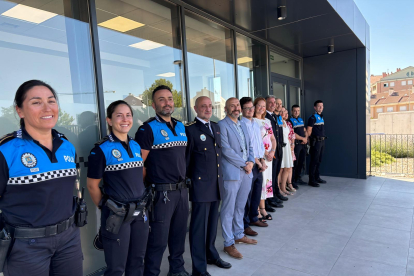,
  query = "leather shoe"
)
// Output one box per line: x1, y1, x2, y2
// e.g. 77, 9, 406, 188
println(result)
235, 235, 257, 245
268, 201, 278, 208
224, 244, 243, 259
265, 205, 275, 213
292, 183, 299, 189
167, 270, 191, 276
244, 227, 258, 236
294, 178, 307, 185
273, 197, 283, 203
274, 202, 284, 208
316, 178, 327, 184
207, 258, 232, 269
193, 272, 211, 276
276, 193, 288, 201
249, 220, 268, 227
308, 182, 320, 187
207, 258, 231, 269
